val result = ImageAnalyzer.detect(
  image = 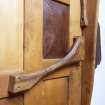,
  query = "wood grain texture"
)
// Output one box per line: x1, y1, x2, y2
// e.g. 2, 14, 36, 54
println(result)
0, 0, 87, 105
24, 0, 72, 82
43, 0, 69, 58
0, 74, 23, 103
0, 75, 9, 98
24, 78, 69, 105
24, 0, 44, 105
24, 0, 82, 78
81, 0, 99, 105
8, 38, 80, 93
24, 0, 82, 105
80, 0, 88, 27
69, 0, 85, 63
69, 63, 81, 105
70, 0, 81, 45
24, 0, 81, 105
0, 0, 23, 71
0, 0, 24, 103
0, 71, 22, 98
44, 78, 69, 105
0, 96, 23, 105
24, 78, 68, 105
